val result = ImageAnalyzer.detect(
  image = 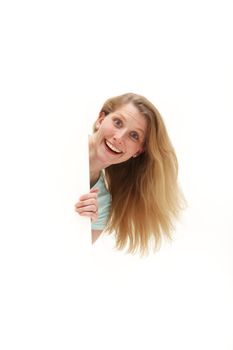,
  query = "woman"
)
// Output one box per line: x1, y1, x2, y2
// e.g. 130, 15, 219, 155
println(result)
75, 93, 185, 255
